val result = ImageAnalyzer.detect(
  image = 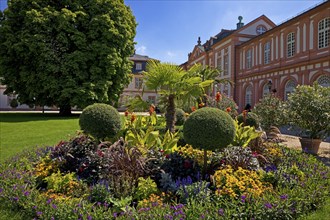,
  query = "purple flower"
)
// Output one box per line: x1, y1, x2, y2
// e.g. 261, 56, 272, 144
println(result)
47, 198, 52, 204
87, 216, 92, 220
52, 204, 57, 209
24, 191, 30, 196
36, 211, 42, 216
264, 202, 272, 209
241, 195, 246, 203
0, 188, 3, 194
218, 208, 224, 216
13, 197, 19, 202
165, 214, 173, 220
113, 212, 118, 218
280, 194, 288, 200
